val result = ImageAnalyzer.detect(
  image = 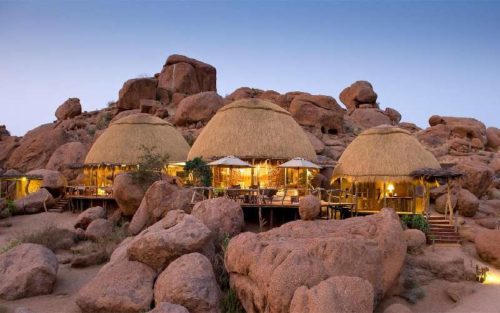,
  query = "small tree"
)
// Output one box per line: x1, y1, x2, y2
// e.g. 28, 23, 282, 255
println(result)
130, 145, 169, 190
184, 157, 212, 187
